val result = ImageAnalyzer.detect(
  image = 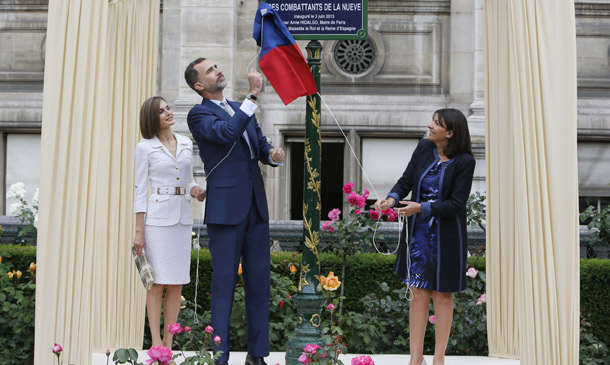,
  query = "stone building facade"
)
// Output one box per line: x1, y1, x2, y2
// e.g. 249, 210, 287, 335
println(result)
1, 0, 609, 221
